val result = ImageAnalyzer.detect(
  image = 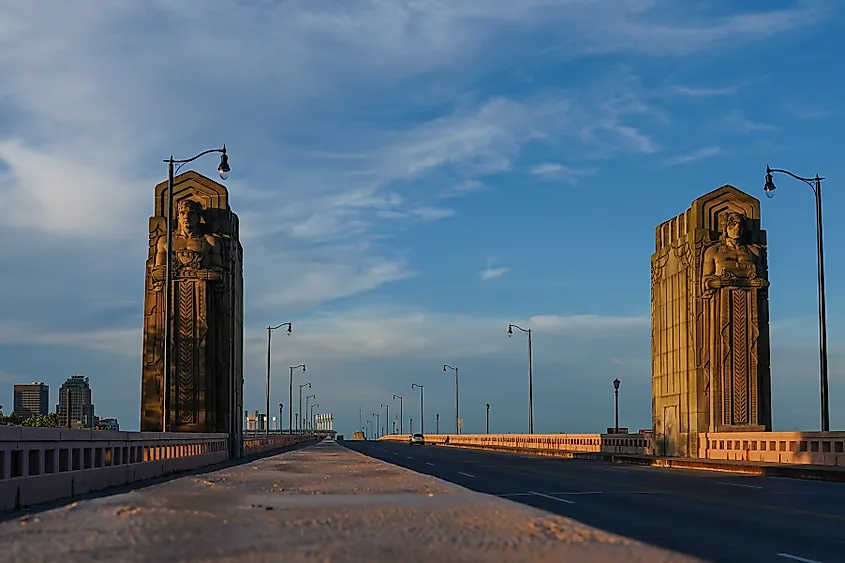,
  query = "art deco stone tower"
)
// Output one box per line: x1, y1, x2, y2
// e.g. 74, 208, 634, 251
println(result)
140, 171, 244, 454
651, 185, 772, 457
